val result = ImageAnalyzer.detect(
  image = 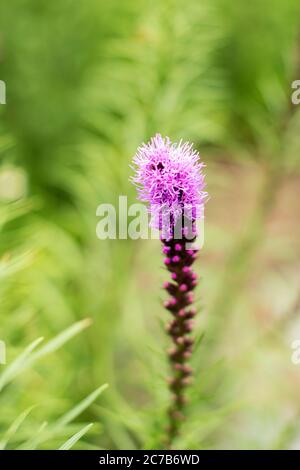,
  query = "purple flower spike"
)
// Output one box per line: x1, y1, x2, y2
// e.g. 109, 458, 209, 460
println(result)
131, 134, 207, 447
131, 134, 207, 233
